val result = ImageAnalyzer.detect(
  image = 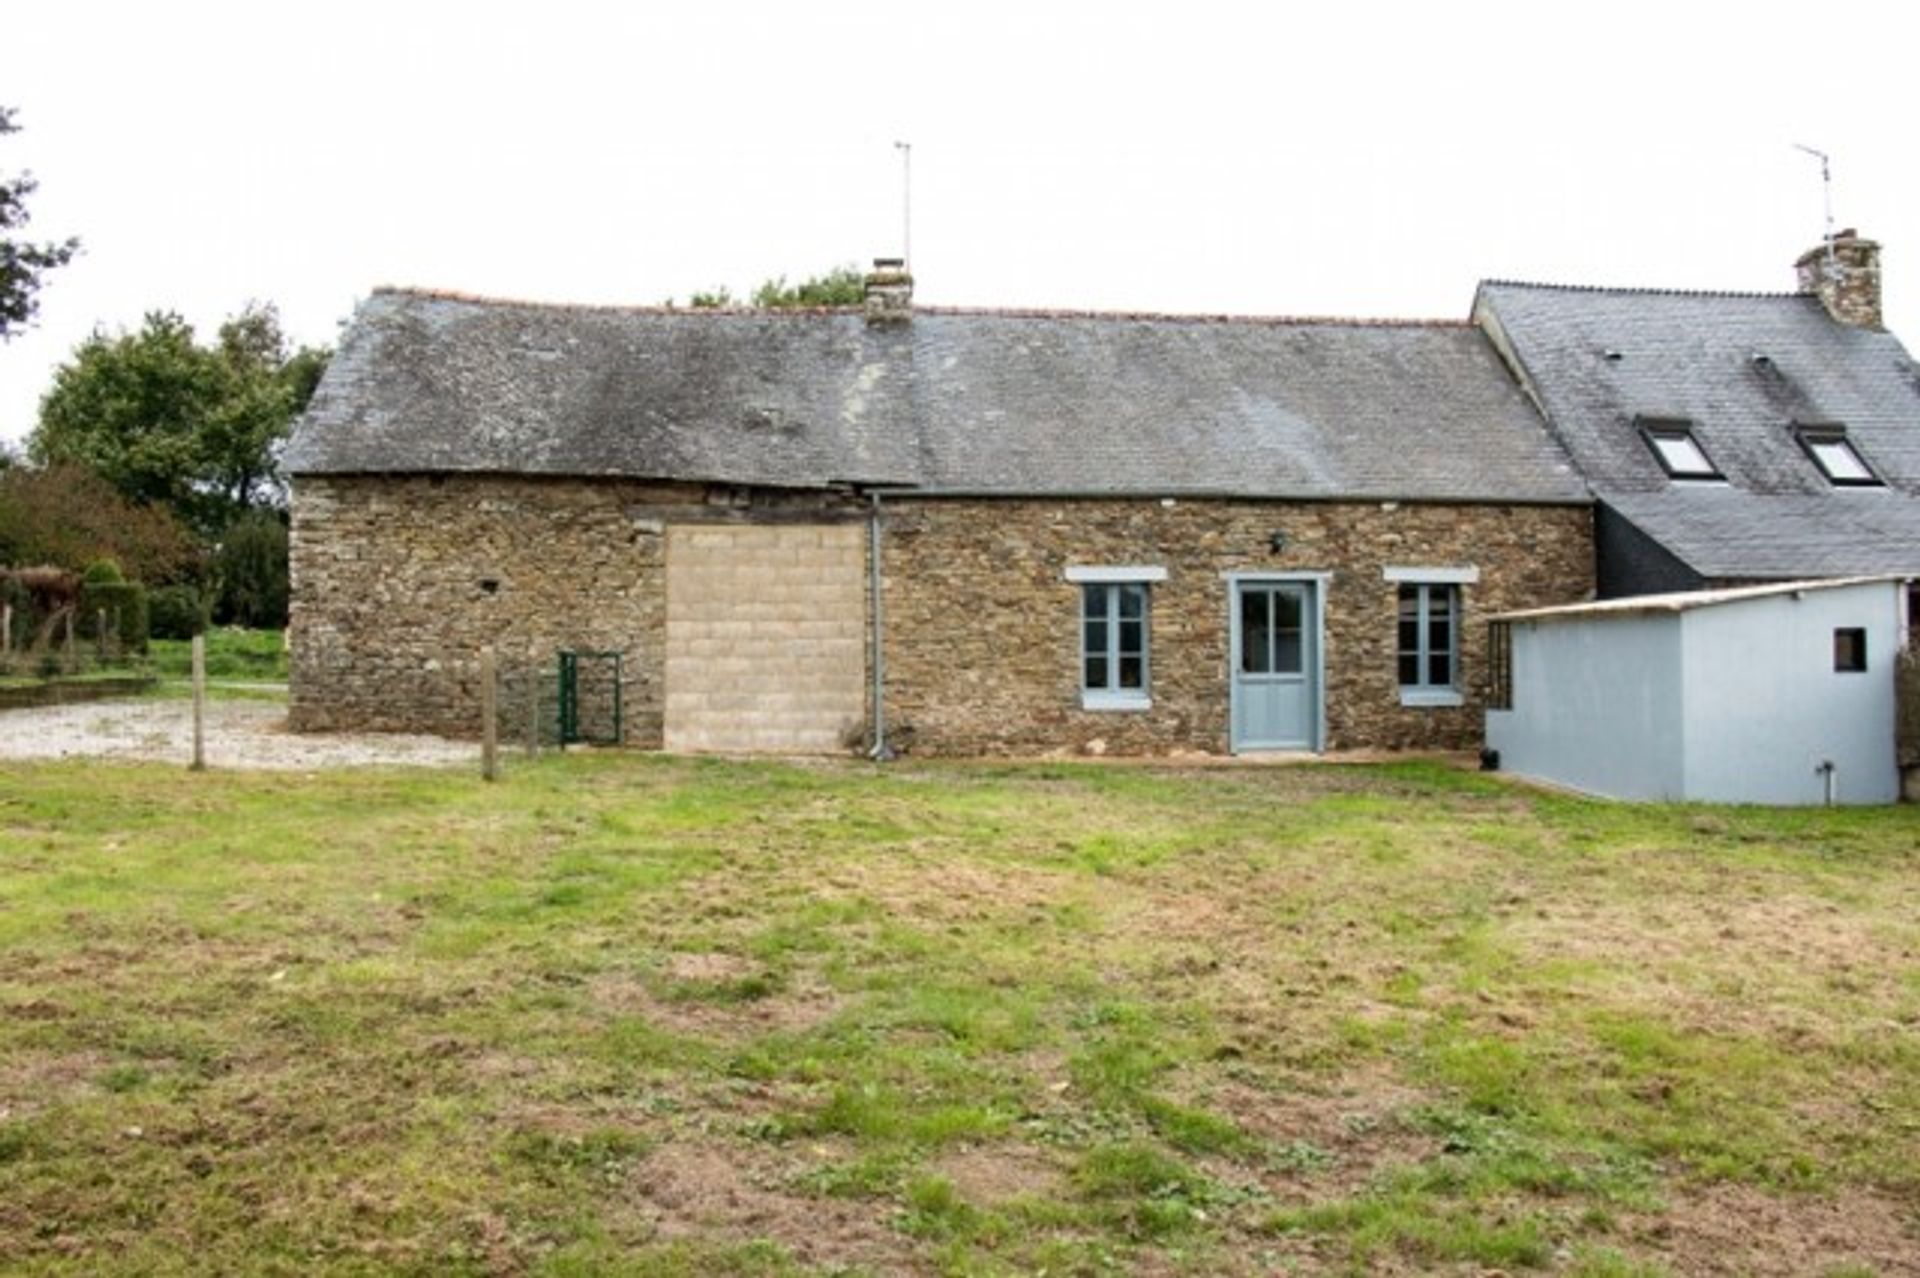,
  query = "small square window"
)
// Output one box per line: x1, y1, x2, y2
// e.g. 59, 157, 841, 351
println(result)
1834, 627, 1867, 672
1639, 419, 1719, 480
1796, 425, 1881, 487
